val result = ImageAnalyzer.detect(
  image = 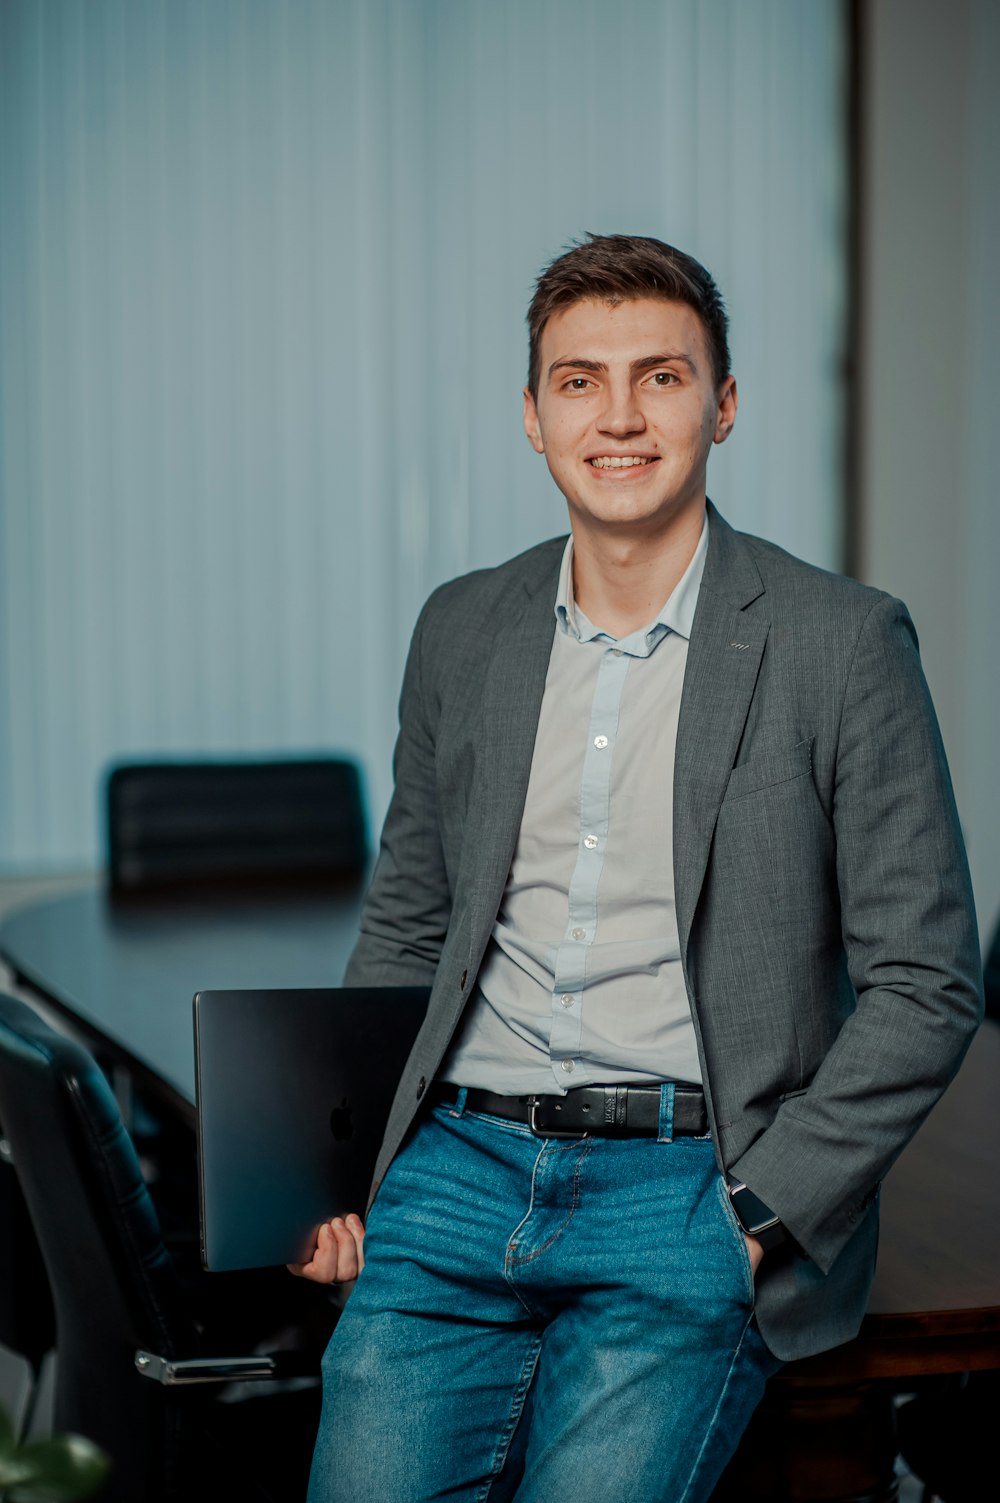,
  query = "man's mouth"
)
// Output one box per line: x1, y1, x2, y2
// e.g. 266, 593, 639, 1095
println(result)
587, 455, 657, 469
